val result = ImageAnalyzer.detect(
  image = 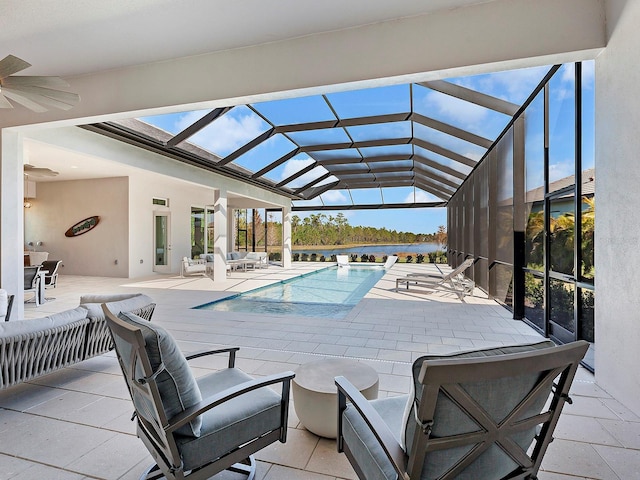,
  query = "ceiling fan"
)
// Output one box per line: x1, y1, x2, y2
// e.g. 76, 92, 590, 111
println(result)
24, 164, 59, 178
0, 54, 80, 112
